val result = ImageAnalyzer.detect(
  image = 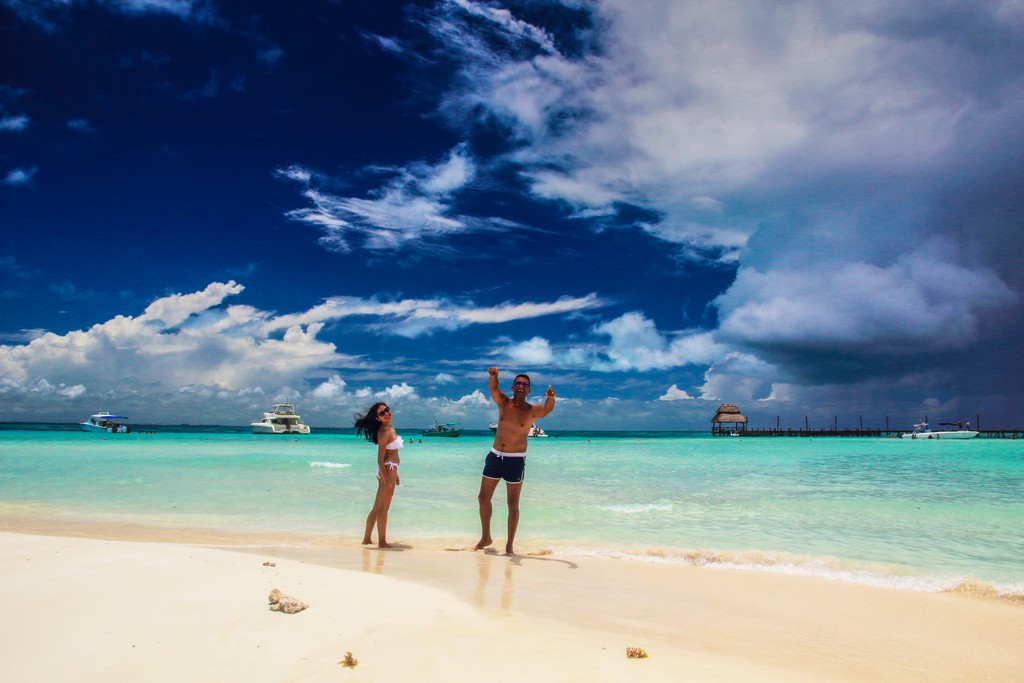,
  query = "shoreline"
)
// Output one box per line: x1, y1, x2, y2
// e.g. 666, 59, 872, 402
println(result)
3, 511, 1022, 606
2, 527, 1024, 681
